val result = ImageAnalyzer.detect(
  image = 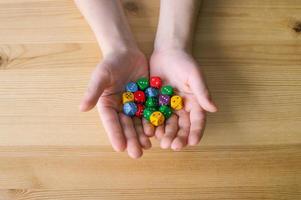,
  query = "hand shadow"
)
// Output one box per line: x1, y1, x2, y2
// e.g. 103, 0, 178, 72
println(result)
193, 0, 254, 145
